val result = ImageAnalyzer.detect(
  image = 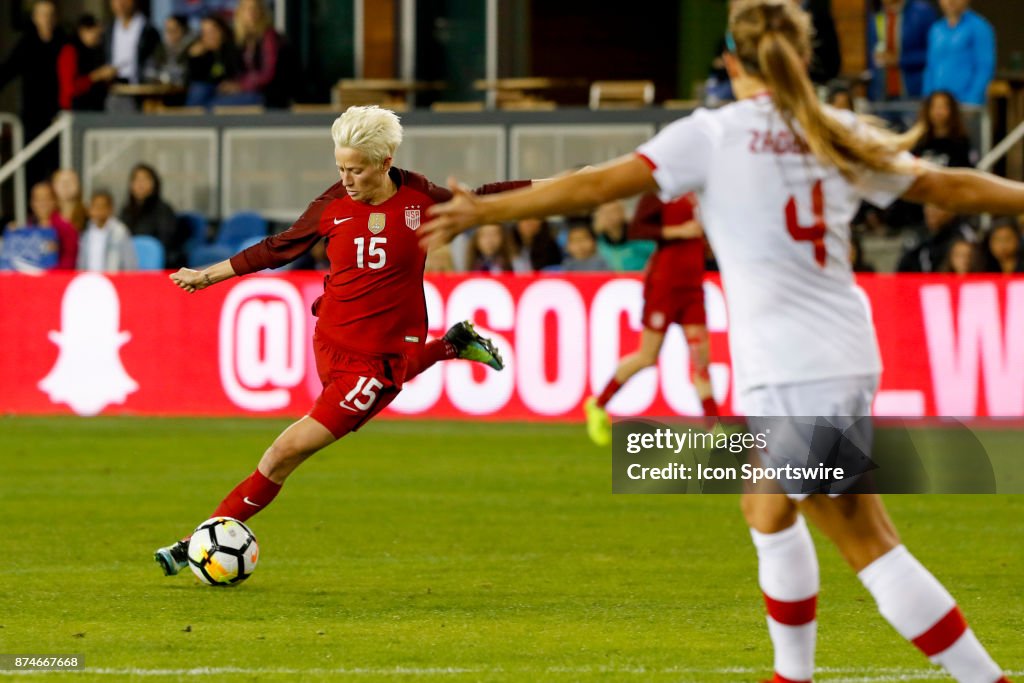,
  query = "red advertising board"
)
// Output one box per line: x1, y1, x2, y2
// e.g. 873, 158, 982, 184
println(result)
1, 272, 1021, 419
